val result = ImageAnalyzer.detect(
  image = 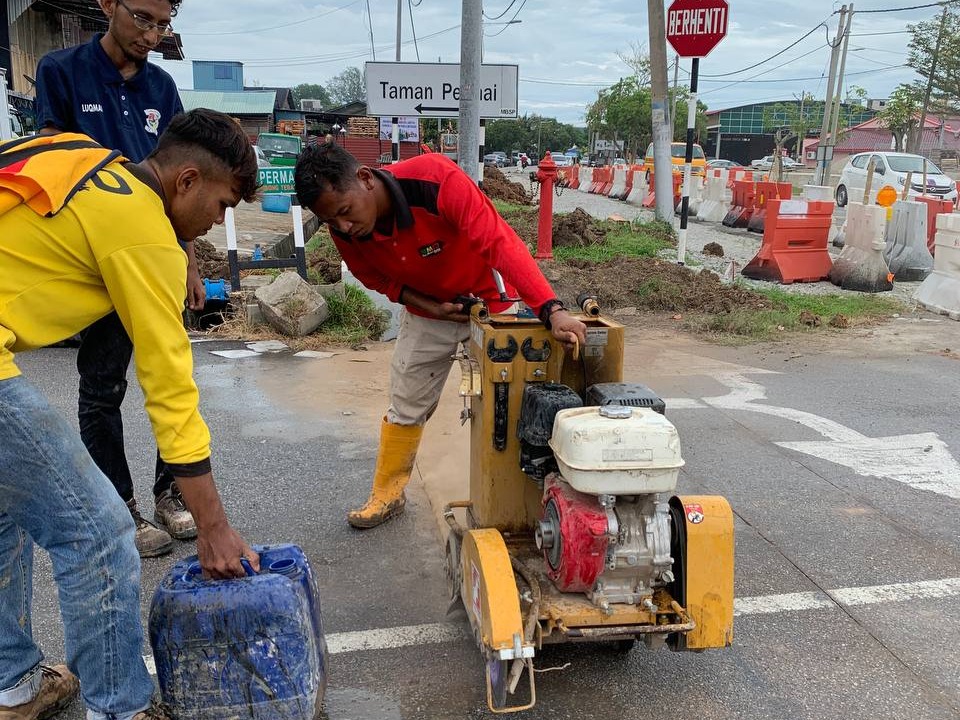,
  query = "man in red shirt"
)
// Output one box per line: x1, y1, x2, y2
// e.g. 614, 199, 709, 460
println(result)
295, 144, 586, 529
